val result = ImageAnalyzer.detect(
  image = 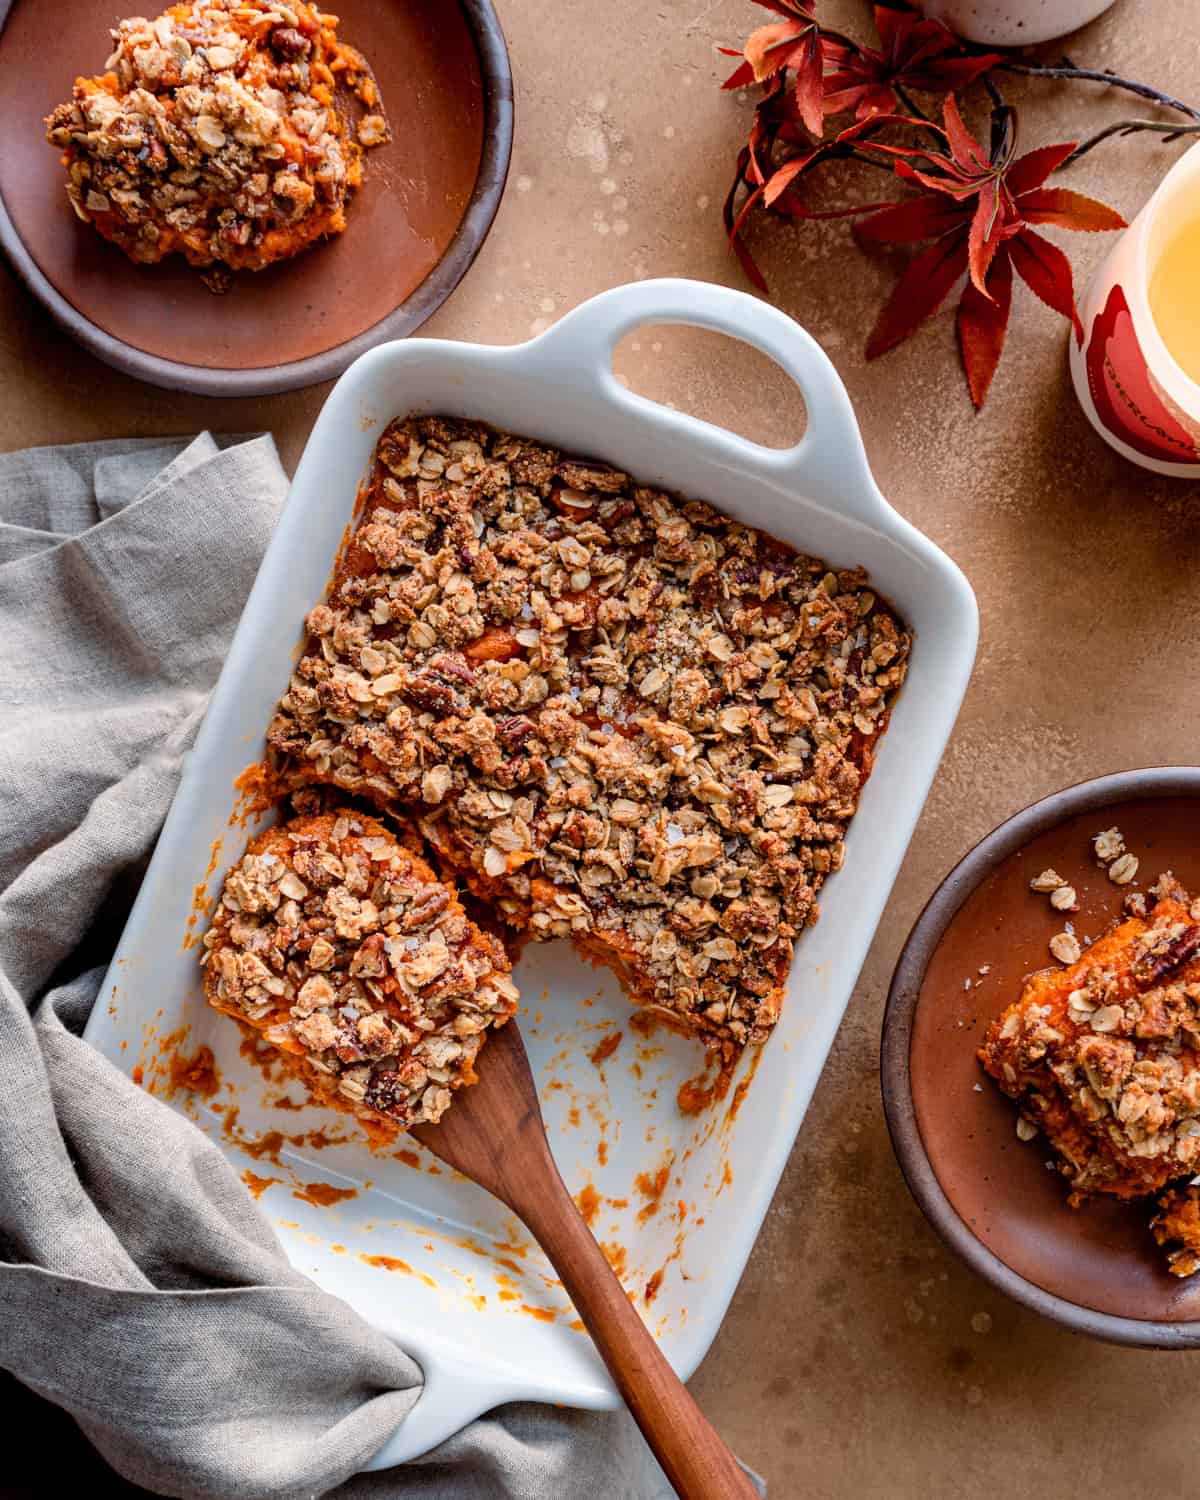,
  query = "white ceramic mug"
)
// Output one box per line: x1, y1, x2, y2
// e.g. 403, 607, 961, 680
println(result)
917, 0, 1117, 45
1069, 140, 1200, 476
